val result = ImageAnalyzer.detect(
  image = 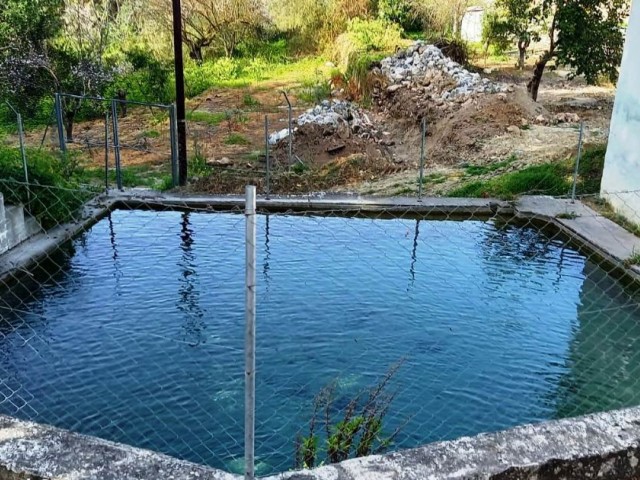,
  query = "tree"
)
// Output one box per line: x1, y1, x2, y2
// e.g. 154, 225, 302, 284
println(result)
150, 0, 266, 62
483, 0, 542, 70
530, 0, 629, 101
